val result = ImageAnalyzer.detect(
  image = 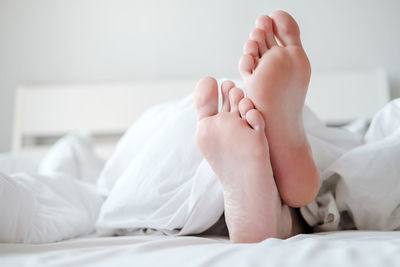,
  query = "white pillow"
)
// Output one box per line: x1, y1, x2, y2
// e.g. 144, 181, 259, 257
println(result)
0, 154, 37, 174
38, 132, 105, 184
